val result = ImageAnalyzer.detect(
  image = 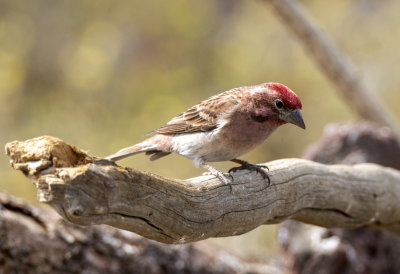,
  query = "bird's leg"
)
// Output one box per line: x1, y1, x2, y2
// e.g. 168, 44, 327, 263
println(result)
200, 162, 233, 190
229, 159, 270, 184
